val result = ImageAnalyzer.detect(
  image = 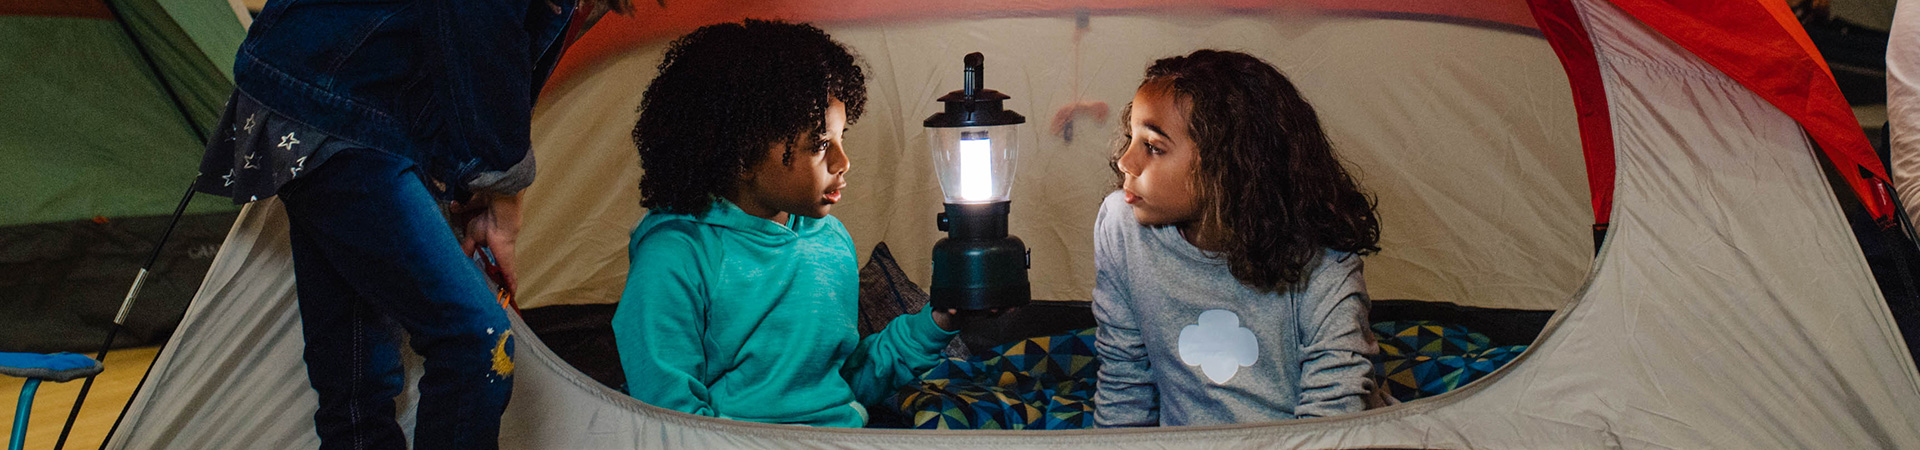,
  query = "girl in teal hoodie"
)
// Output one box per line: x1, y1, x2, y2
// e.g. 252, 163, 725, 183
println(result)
614, 20, 958, 427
